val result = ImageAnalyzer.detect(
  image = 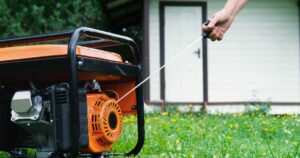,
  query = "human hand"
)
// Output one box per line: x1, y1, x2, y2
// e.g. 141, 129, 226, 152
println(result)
202, 9, 235, 41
